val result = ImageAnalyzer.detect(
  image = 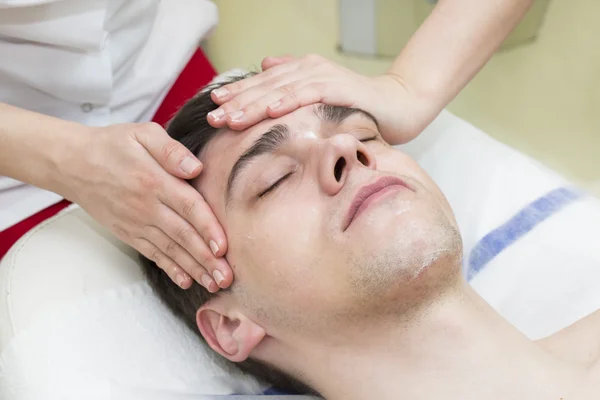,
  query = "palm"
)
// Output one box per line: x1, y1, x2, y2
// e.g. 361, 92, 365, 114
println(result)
349, 74, 422, 145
